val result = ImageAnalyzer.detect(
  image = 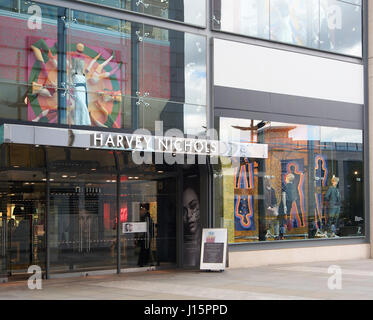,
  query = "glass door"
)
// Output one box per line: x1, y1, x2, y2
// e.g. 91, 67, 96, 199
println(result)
0, 145, 47, 280
120, 175, 177, 269
0, 178, 46, 279
7, 182, 46, 277
48, 148, 117, 274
